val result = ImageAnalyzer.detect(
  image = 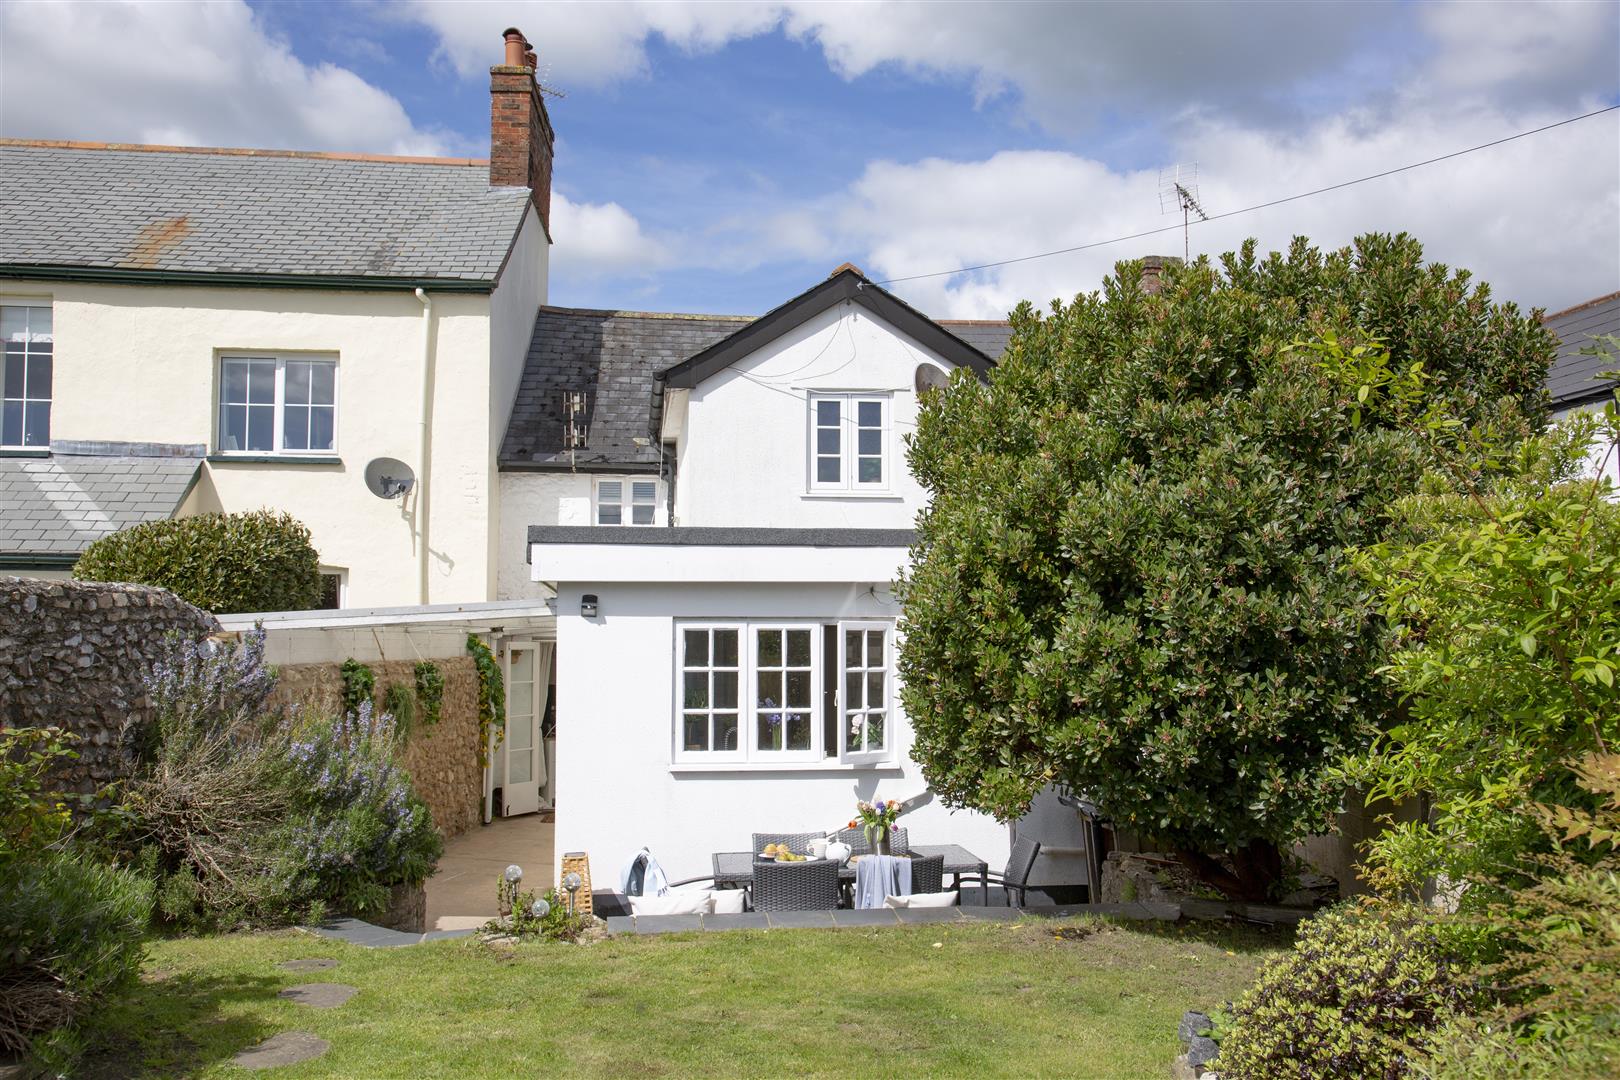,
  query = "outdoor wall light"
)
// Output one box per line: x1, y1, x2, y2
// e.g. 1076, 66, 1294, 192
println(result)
580, 594, 598, 618
562, 870, 584, 914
